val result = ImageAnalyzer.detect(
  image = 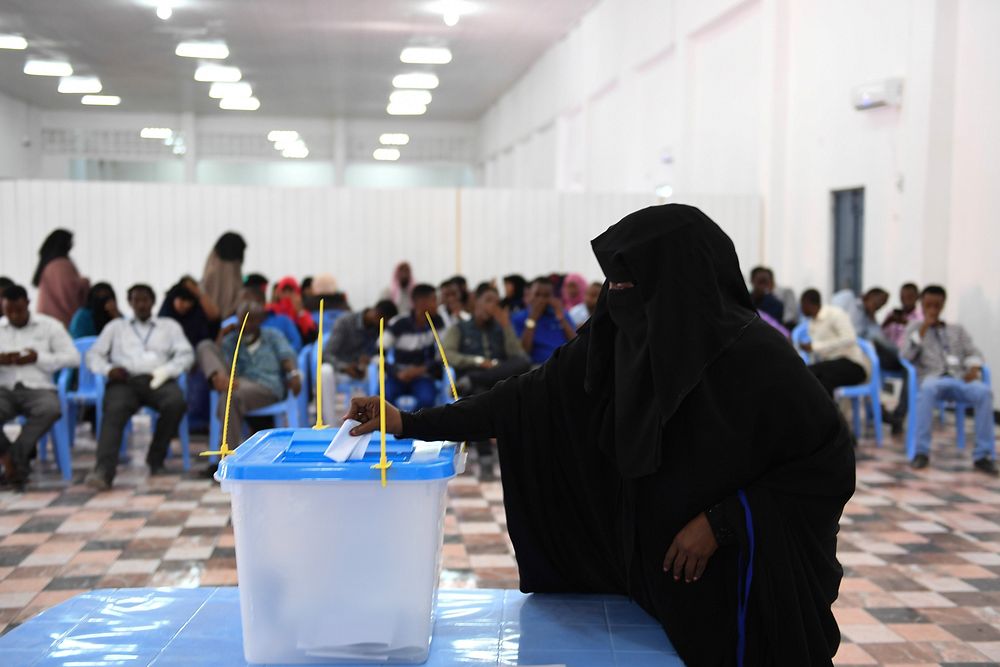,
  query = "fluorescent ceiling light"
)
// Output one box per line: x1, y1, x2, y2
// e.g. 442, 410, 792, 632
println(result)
81, 95, 121, 106
390, 90, 432, 105
0, 35, 28, 50
176, 40, 229, 59
58, 76, 102, 94
373, 148, 401, 161
156, 5, 173, 20
209, 81, 252, 98
392, 72, 439, 90
386, 102, 427, 116
282, 142, 309, 159
273, 137, 301, 150
379, 133, 410, 146
429, 0, 474, 26
219, 96, 260, 111
267, 130, 299, 142
140, 127, 173, 139
195, 64, 241, 82
400, 47, 452, 65
23, 59, 73, 77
